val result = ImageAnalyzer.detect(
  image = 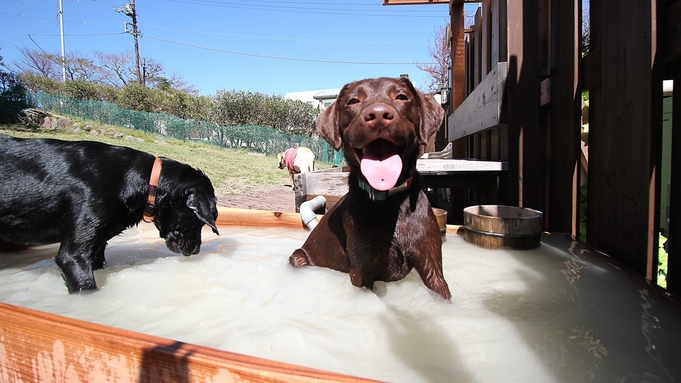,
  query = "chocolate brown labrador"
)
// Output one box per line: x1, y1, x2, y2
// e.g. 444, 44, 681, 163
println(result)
289, 77, 452, 300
